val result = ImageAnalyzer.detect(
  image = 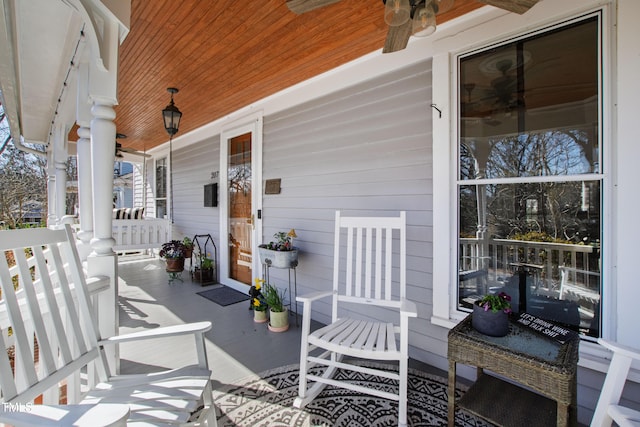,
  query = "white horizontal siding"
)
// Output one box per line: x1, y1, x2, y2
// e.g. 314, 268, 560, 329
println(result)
262, 61, 438, 358
172, 136, 221, 245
